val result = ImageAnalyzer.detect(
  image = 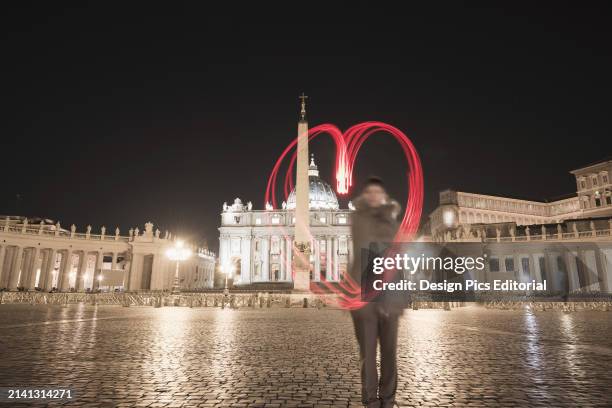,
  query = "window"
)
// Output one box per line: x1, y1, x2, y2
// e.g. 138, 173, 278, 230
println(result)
603, 173, 609, 184
255, 218, 262, 225
489, 257, 500, 272
504, 257, 515, 272
580, 179, 586, 190
338, 217, 346, 224
319, 217, 326, 223
592, 176, 598, 186
271, 217, 280, 225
